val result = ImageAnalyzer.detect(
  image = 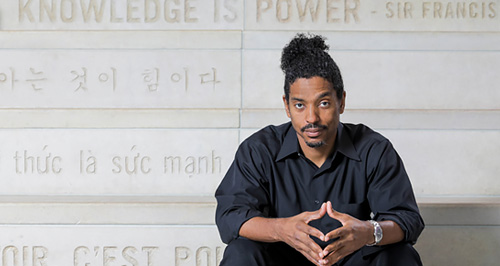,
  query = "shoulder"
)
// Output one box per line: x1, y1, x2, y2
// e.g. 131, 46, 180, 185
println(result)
239, 122, 291, 155
229, 122, 291, 175
341, 123, 405, 180
235, 122, 292, 164
343, 123, 387, 142
342, 123, 394, 154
